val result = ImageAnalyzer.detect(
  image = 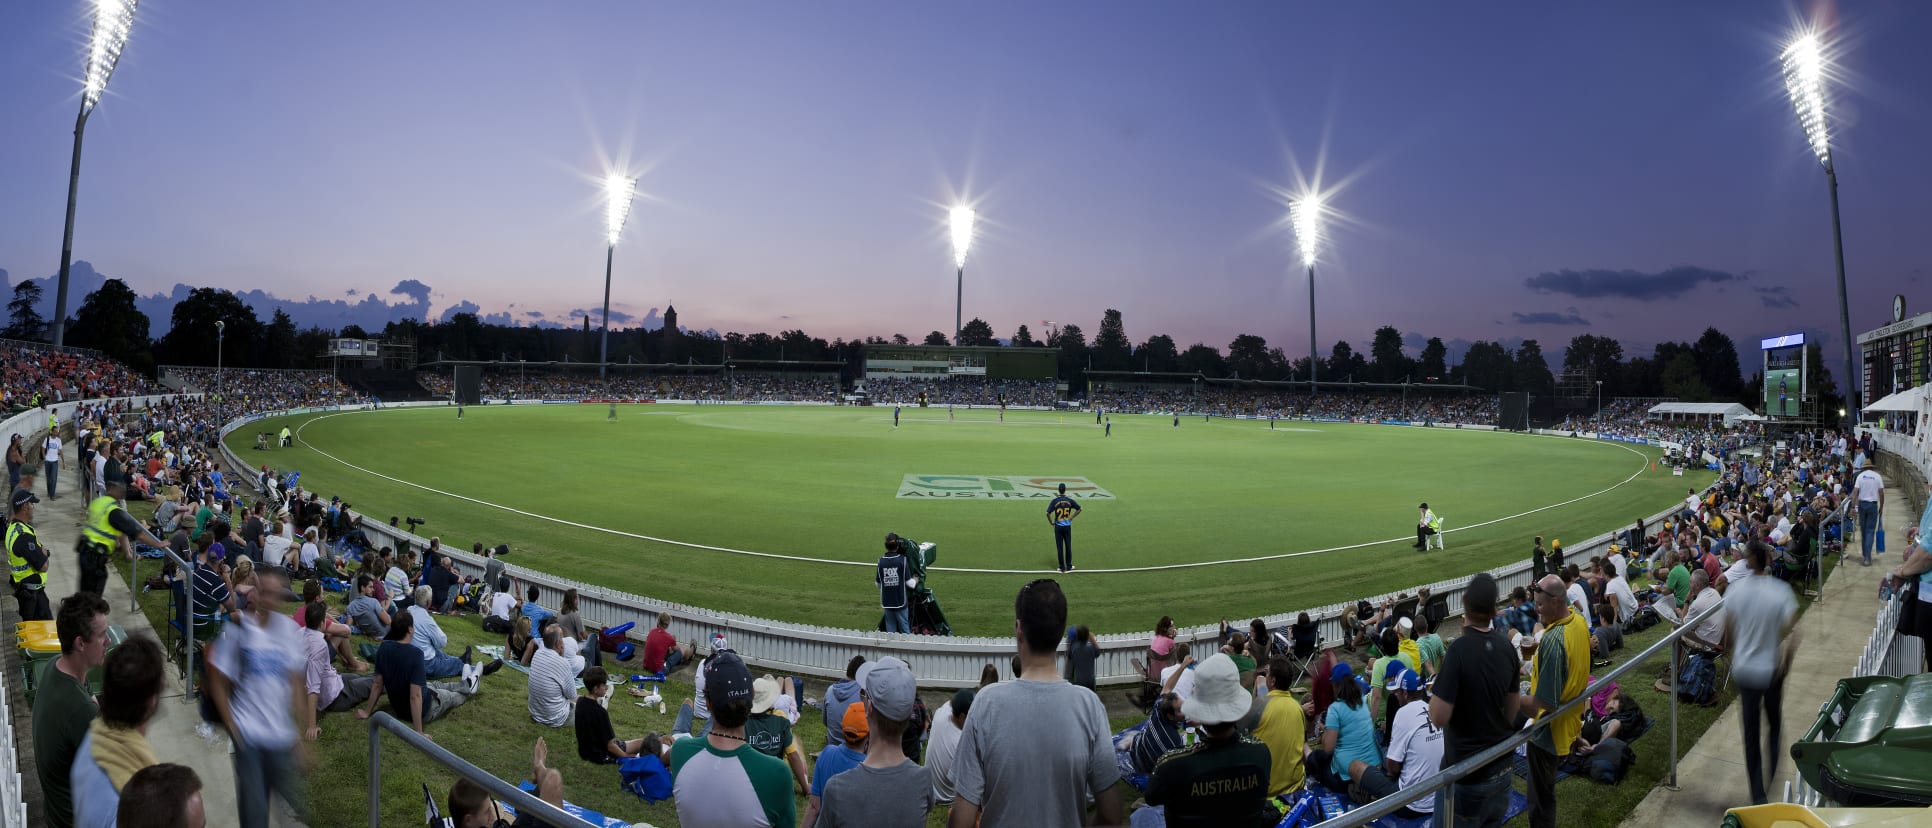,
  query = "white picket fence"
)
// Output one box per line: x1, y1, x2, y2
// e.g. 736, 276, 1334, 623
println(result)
0, 660, 24, 828
220, 404, 1702, 688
